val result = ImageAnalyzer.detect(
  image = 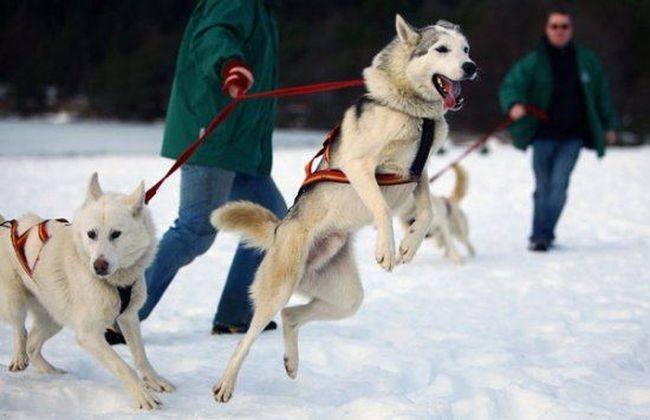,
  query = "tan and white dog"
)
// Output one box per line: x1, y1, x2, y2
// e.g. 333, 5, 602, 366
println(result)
400, 163, 475, 264
210, 14, 476, 402
0, 174, 174, 409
